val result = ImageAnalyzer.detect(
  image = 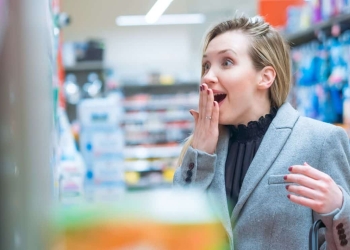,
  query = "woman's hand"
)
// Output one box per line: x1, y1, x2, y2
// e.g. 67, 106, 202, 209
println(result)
189, 83, 219, 155
285, 162, 344, 214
